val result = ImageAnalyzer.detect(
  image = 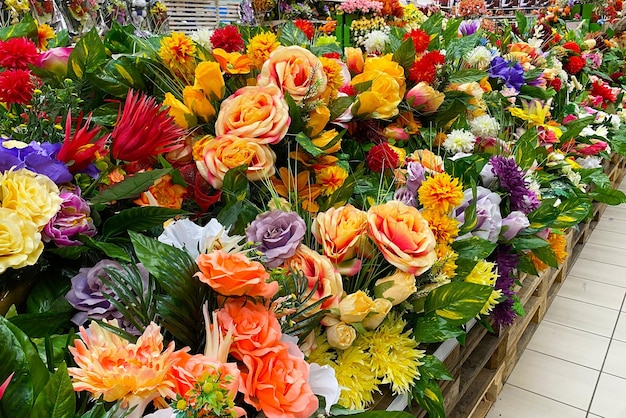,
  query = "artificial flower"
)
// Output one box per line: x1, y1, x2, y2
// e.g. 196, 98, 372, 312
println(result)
326, 322, 357, 349
366, 142, 401, 172
270, 167, 322, 213
246, 209, 306, 268
464, 260, 502, 315
442, 129, 477, 154
0, 37, 38, 70
212, 48, 251, 74
57, 111, 109, 173
134, 174, 187, 209
183, 86, 216, 122
210, 25, 244, 53
0, 139, 72, 184
158, 32, 196, 80
406, 82, 445, 113
247, 31, 280, 69
455, 186, 503, 243
0, 207, 43, 274
374, 269, 417, 305
418, 172, 464, 215
43, 187, 95, 246
193, 61, 225, 100
0, 69, 34, 105
35, 47, 73, 77
158, 218, 243, 258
